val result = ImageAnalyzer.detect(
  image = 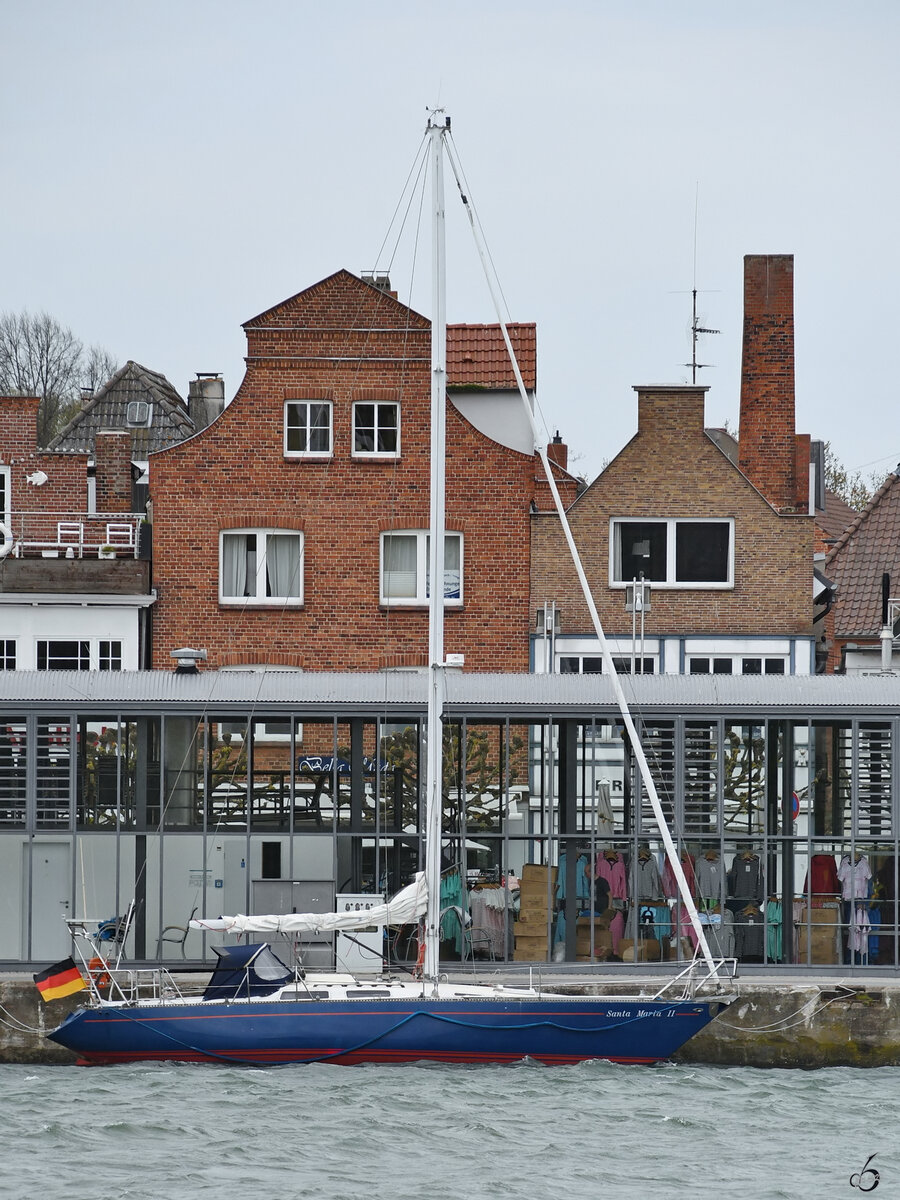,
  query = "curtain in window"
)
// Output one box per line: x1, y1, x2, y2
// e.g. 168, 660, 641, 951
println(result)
443, 535, 461, 598
266, 533, 301, 598
222, 534, 248, 598
383, 535, 417, 598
